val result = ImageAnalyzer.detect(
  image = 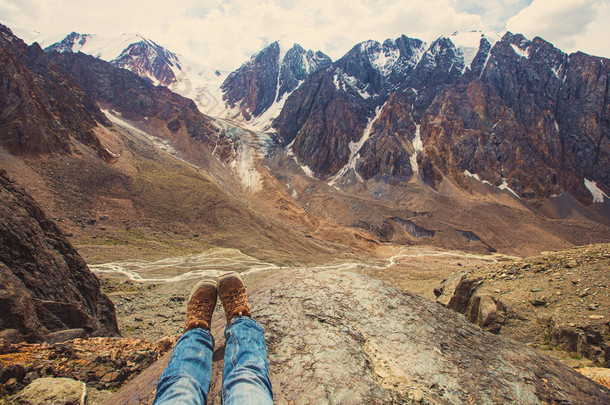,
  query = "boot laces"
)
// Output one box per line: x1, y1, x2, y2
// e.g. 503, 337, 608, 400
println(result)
224, 289, 247, 313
